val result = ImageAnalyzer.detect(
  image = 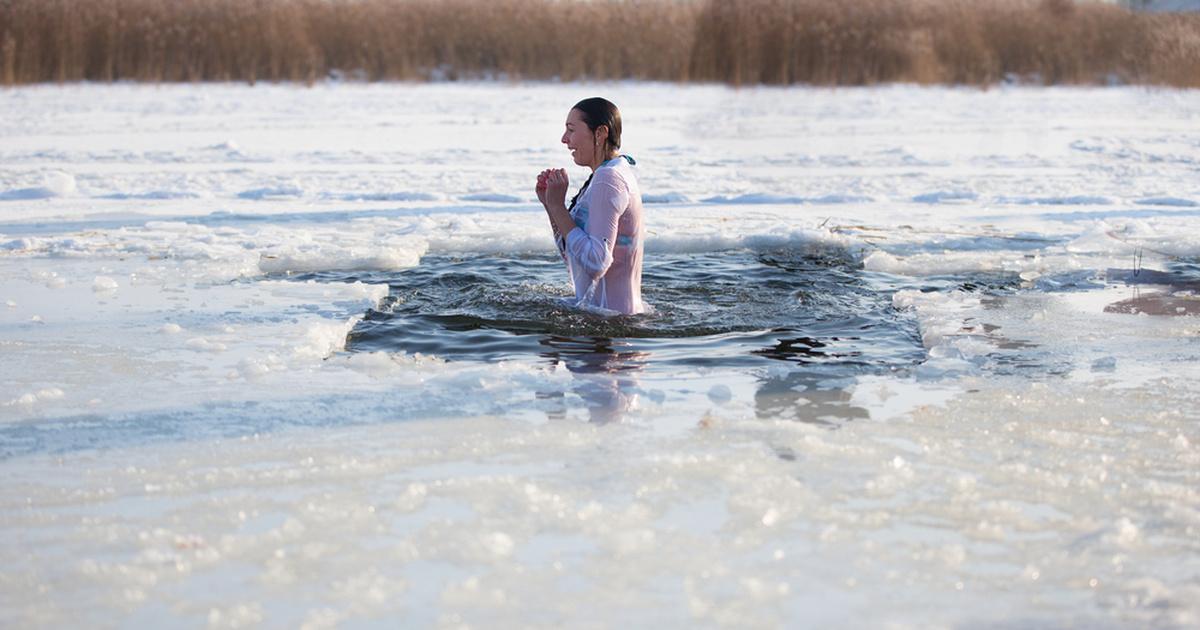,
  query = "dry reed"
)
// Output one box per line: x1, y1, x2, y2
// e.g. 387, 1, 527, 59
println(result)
1, 0, 1197, 87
